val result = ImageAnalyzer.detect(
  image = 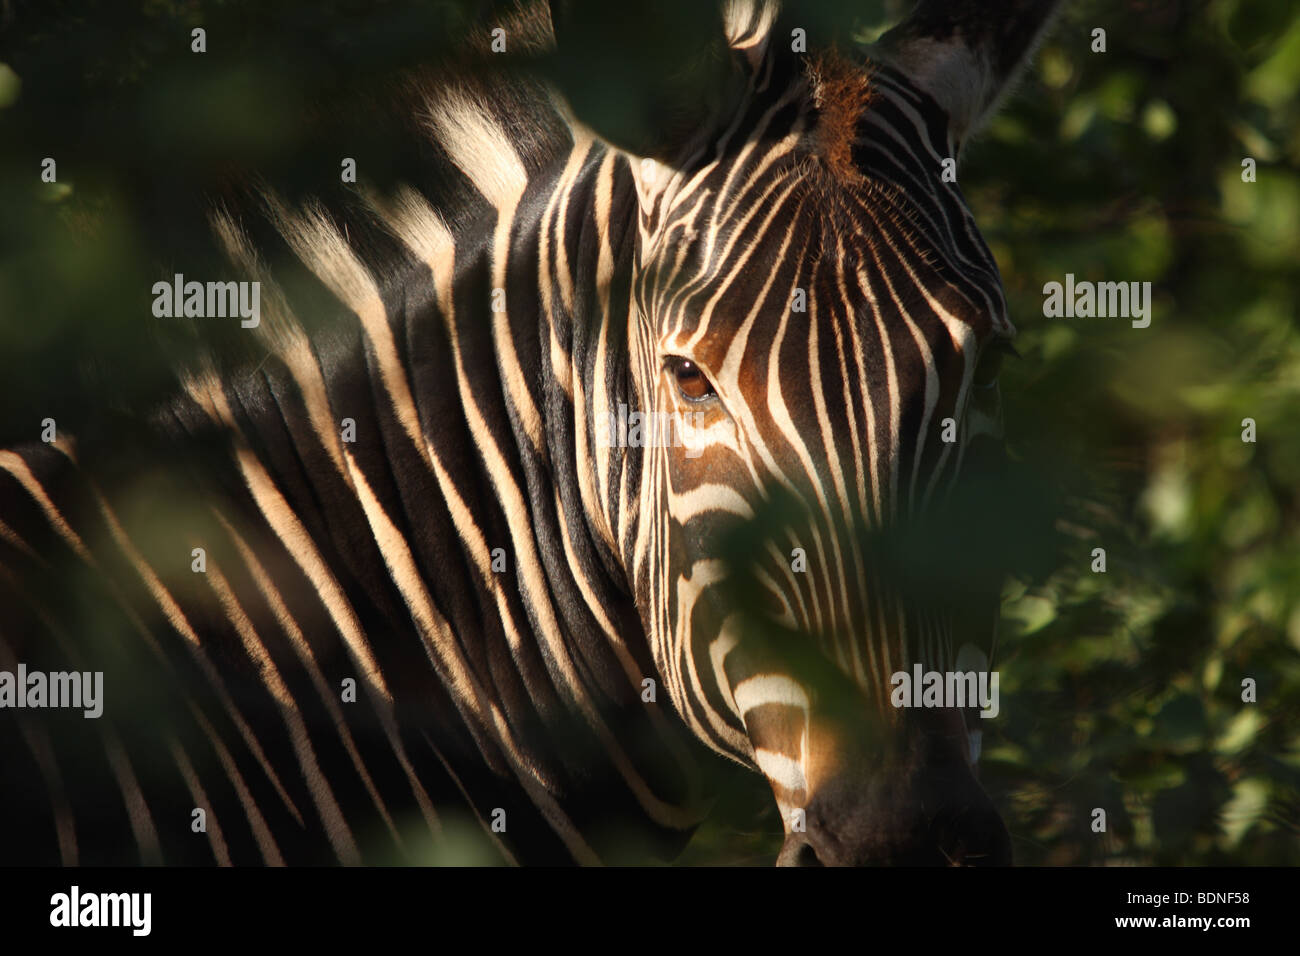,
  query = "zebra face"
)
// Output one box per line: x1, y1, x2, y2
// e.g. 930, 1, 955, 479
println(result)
611, 1, 1059, 865
631, 153, 1012, 866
